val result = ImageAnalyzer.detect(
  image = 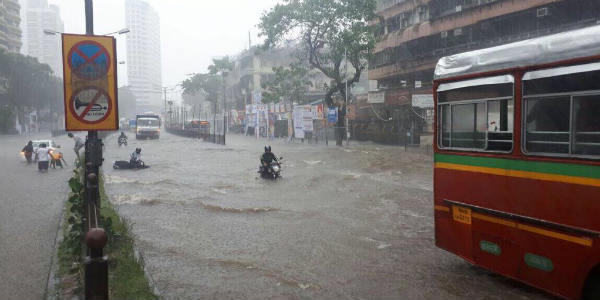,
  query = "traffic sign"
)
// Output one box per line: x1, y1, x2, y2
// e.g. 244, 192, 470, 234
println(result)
68, 40, 111, 80
70, 87, 112, 124
62, 34, 118, 131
